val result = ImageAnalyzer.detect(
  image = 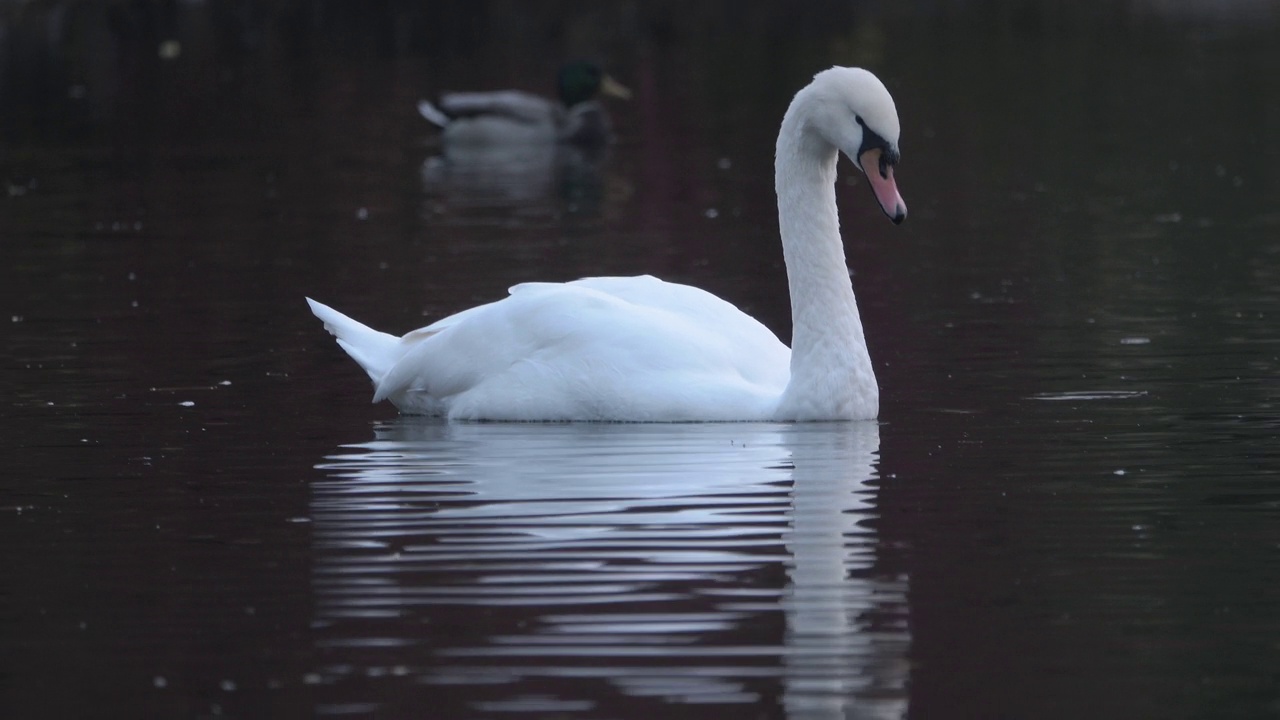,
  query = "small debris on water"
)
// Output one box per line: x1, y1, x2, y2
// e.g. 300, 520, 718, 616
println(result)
158, 40, 182, 60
